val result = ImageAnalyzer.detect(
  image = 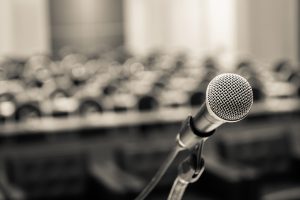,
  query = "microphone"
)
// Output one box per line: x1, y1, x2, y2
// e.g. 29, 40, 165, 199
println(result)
166, 73, 253, 200
177, 73, 253, 149
135, 73, 253, 200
